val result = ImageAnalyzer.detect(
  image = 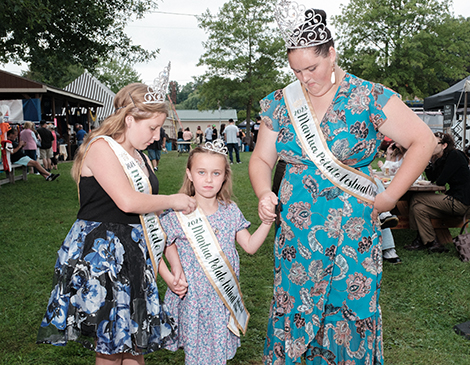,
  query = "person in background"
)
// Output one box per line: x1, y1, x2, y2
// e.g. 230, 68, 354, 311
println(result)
76, 124, 87, 148
182, 127, 192, 152
212, 124, 218, 140
205, 124, 213, 143
406, 132, 470, 253
249, 4, 435, 364
177, 127, 184, 152
377, 140, 406, 176
20, 121, 39, 174
223, 118, 241, 164
48, 124, 59, 170
37, 80, 197, 365
147, 126, 166, 172
196, 125, 204, 145
37, 120, 54, 171
3, 128, 60, 181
